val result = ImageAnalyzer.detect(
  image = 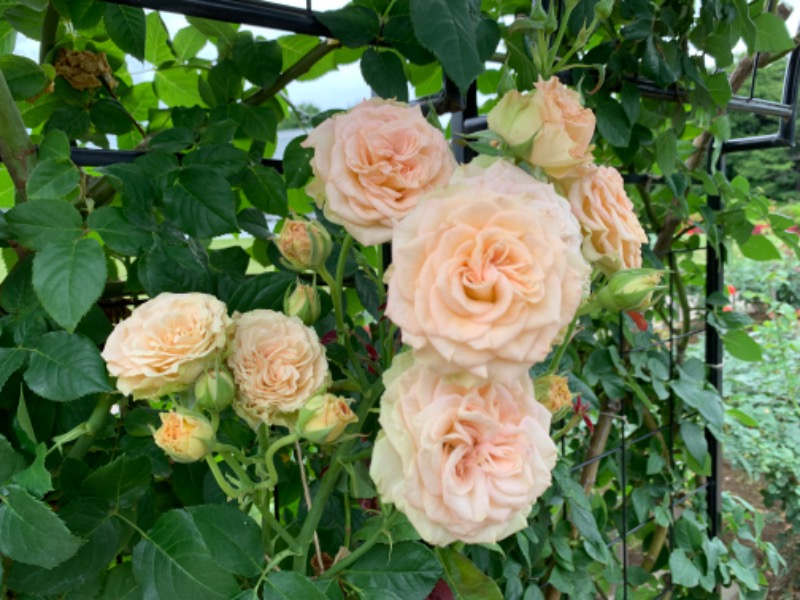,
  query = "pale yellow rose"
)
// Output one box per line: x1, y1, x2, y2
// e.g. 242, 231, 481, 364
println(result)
302, 98, 456, 246
487, 78, 595, 177
227, 310, 328, 428
296, 393, 358, 444
564, 164, 648, 274
386, 162, 590, 382
370, 353, 557, 546
153, 411, 215, 463
101, 293, 232, 399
